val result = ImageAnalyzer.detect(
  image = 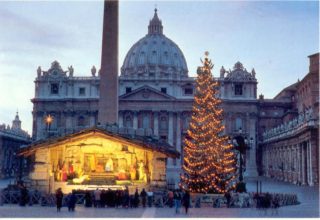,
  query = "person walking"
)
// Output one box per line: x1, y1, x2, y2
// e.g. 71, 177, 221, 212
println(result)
140, 188, 147, 208
55, 188, 63, 212
173, 190, 182, 214
182, 190, 190, 214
